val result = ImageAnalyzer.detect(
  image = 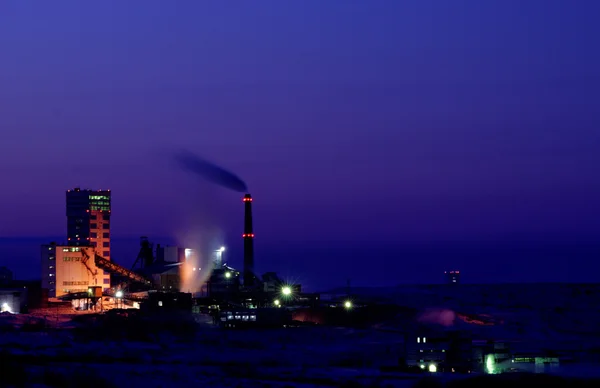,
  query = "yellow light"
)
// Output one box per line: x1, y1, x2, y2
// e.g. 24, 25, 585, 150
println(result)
225, 272, 231, 278
274, 299, 280, 306
344, 300, 352, 309
282, 286, 292, 296
428, 364, 437, 373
